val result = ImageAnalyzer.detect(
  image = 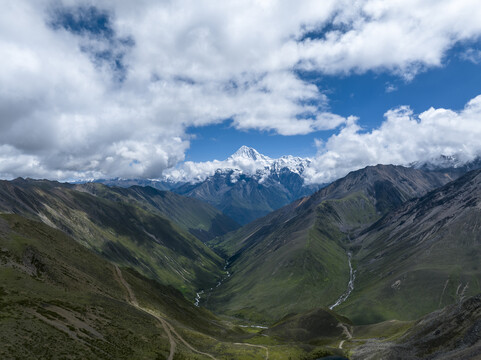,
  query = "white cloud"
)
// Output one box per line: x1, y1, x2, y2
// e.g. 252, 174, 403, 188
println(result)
385, 83, 398, 93
1, 0, 481, 179
295, 0, 481, 79
461, 48, 481, 64
304, 95, 481, 184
